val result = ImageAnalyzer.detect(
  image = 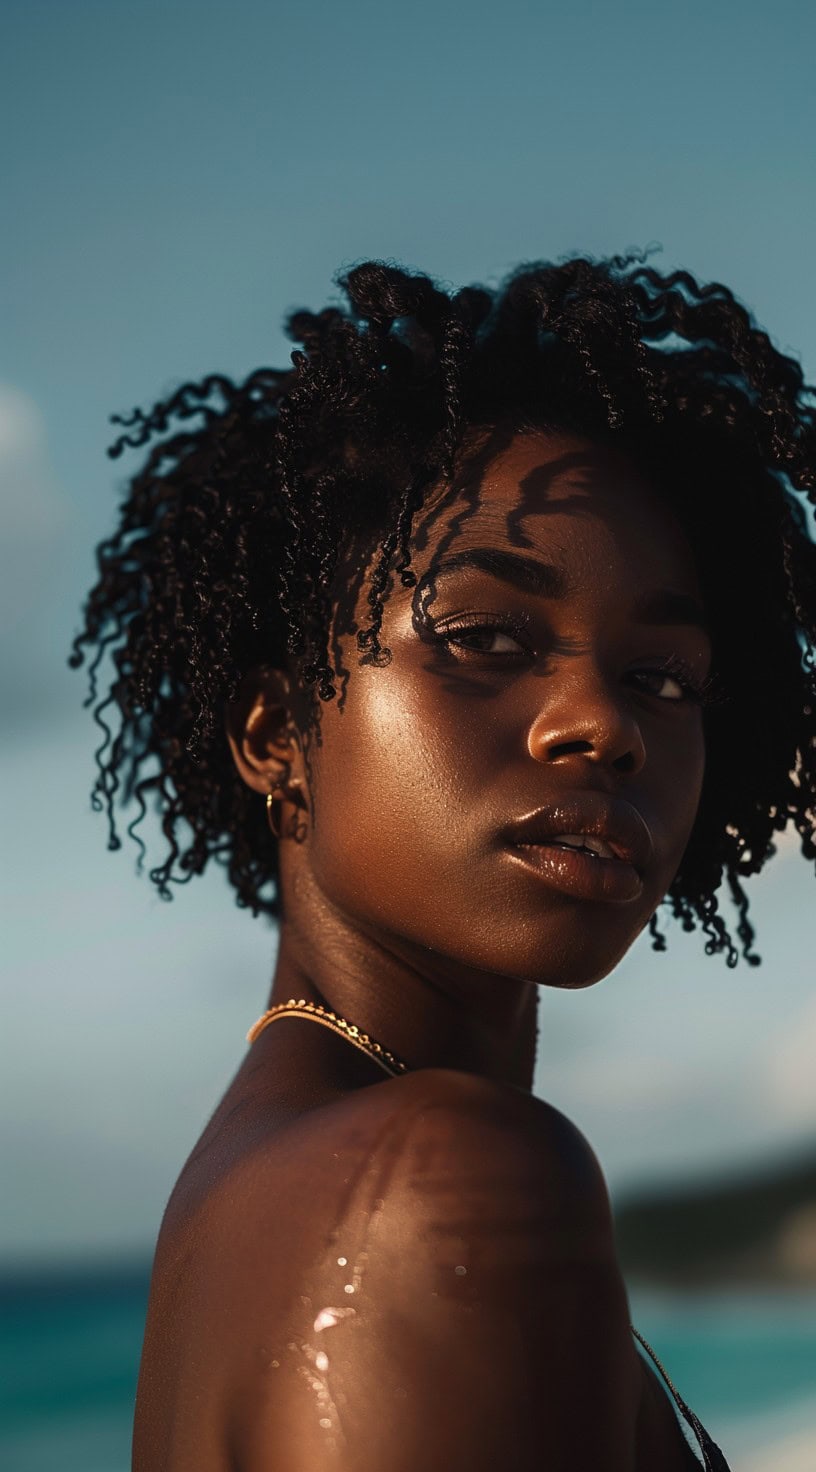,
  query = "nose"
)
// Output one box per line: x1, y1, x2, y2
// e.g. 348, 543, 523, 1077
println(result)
527, 663, 647, 777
